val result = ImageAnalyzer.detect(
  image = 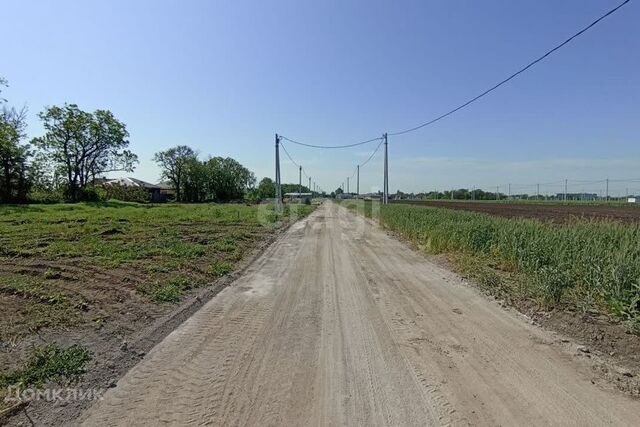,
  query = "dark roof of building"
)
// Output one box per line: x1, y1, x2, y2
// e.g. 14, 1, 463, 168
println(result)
156, 181, 175, 190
